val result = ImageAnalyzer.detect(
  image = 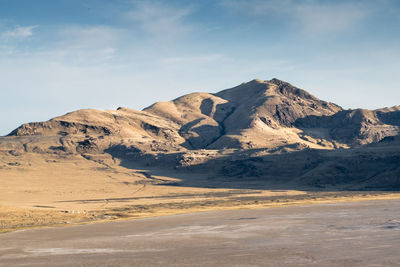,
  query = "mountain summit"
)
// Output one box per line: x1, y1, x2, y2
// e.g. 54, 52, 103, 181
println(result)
2, 78, 400, 189
7, 79, 399, 153
4, 79, 398, 153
